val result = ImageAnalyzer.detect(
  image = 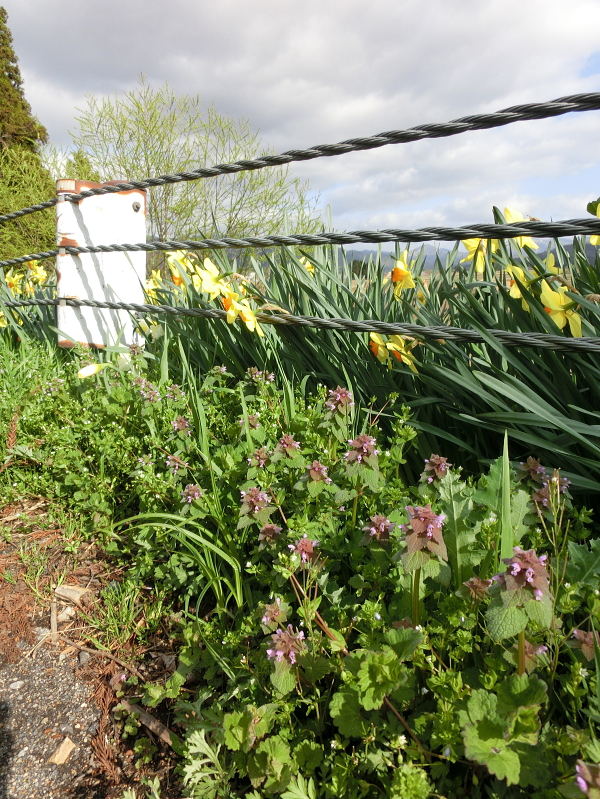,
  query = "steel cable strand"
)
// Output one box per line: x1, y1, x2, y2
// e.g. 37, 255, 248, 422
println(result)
2, 92, 600, 224
3, 218, 600, 269
3, 297, 600, 352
